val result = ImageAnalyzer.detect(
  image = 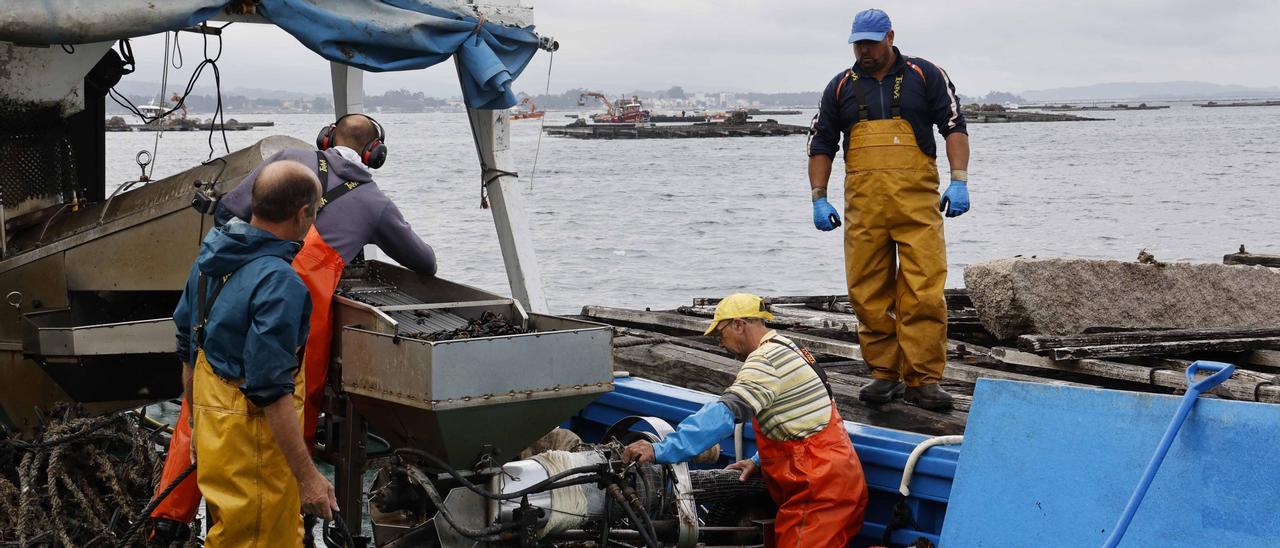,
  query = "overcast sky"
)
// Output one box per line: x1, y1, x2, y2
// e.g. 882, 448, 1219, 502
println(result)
123, 0, 1280, 98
